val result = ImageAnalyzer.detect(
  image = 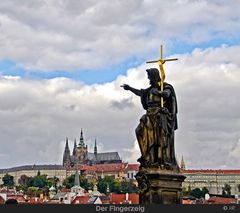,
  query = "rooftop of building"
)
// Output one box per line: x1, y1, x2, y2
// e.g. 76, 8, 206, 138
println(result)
88, 152, 121, 161
0, 164, 64, 173
71, 195, 91, 204
0, 195, 5, 204
181, 169, 240, 174
110, 193, 139, 204
125, 164, 140, 171
207, 197, 237, 204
